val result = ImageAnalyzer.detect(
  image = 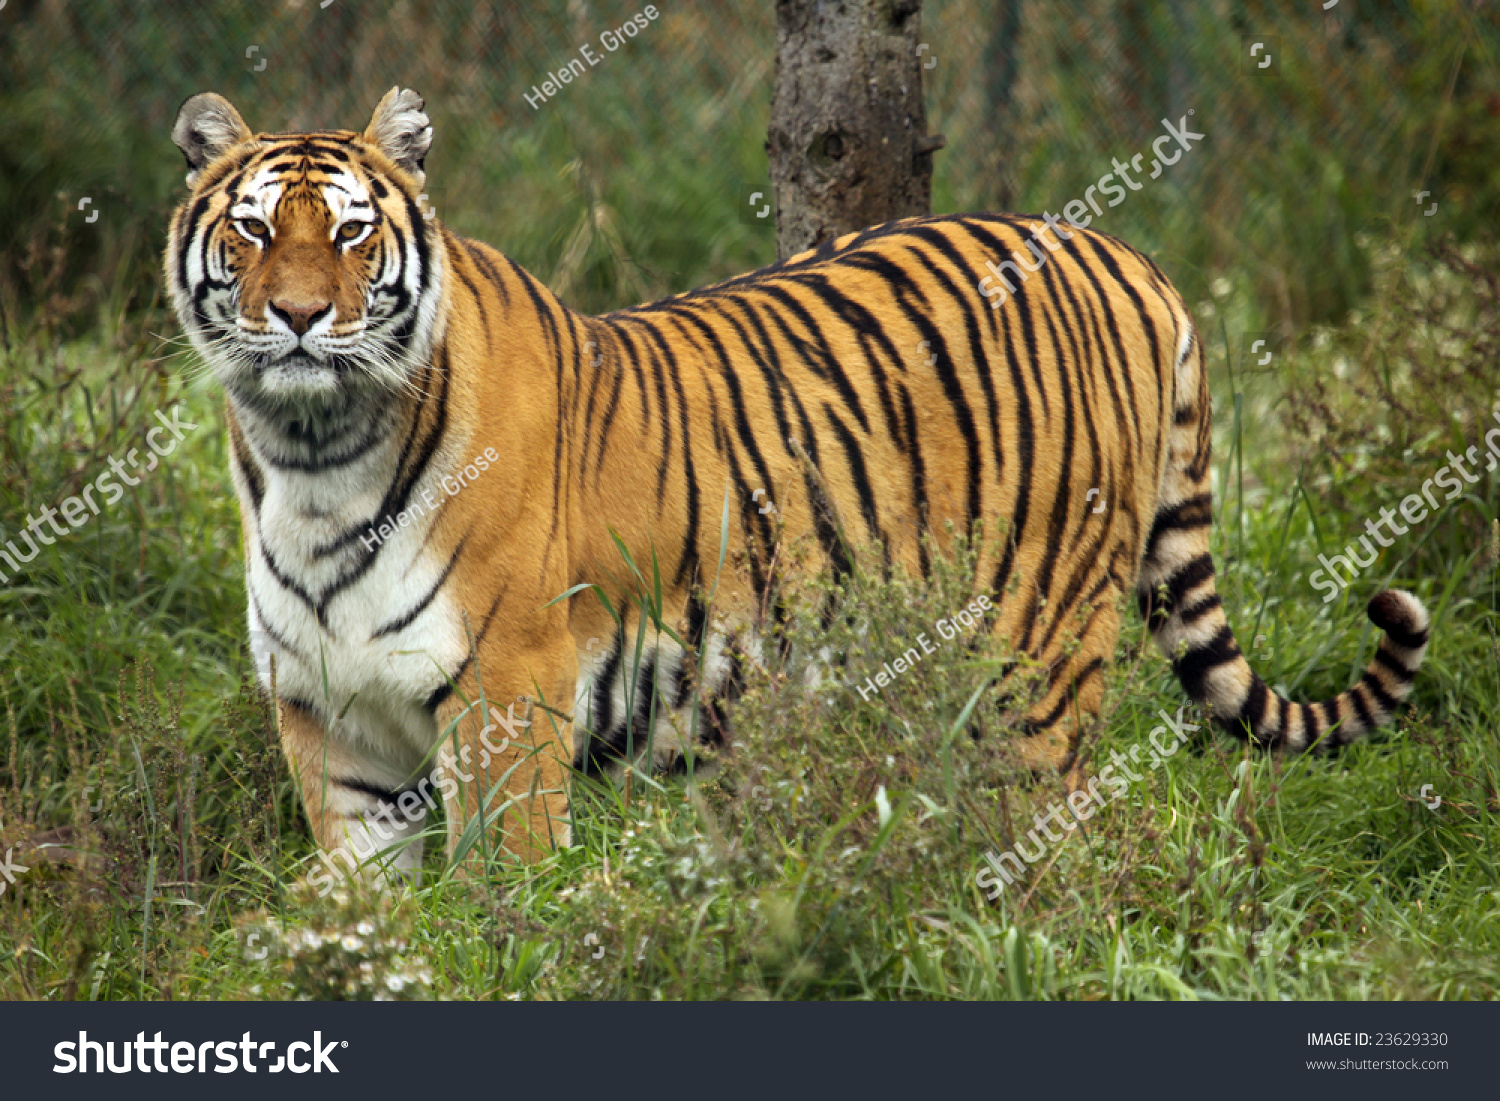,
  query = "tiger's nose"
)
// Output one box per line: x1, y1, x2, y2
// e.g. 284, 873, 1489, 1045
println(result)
269, 298, 332, 336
